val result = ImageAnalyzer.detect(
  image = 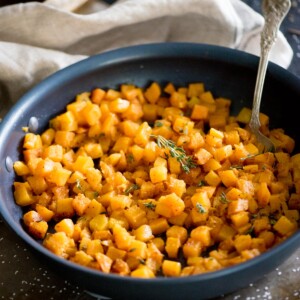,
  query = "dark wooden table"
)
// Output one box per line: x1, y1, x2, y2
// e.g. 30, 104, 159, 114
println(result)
0, 1, 300, 300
